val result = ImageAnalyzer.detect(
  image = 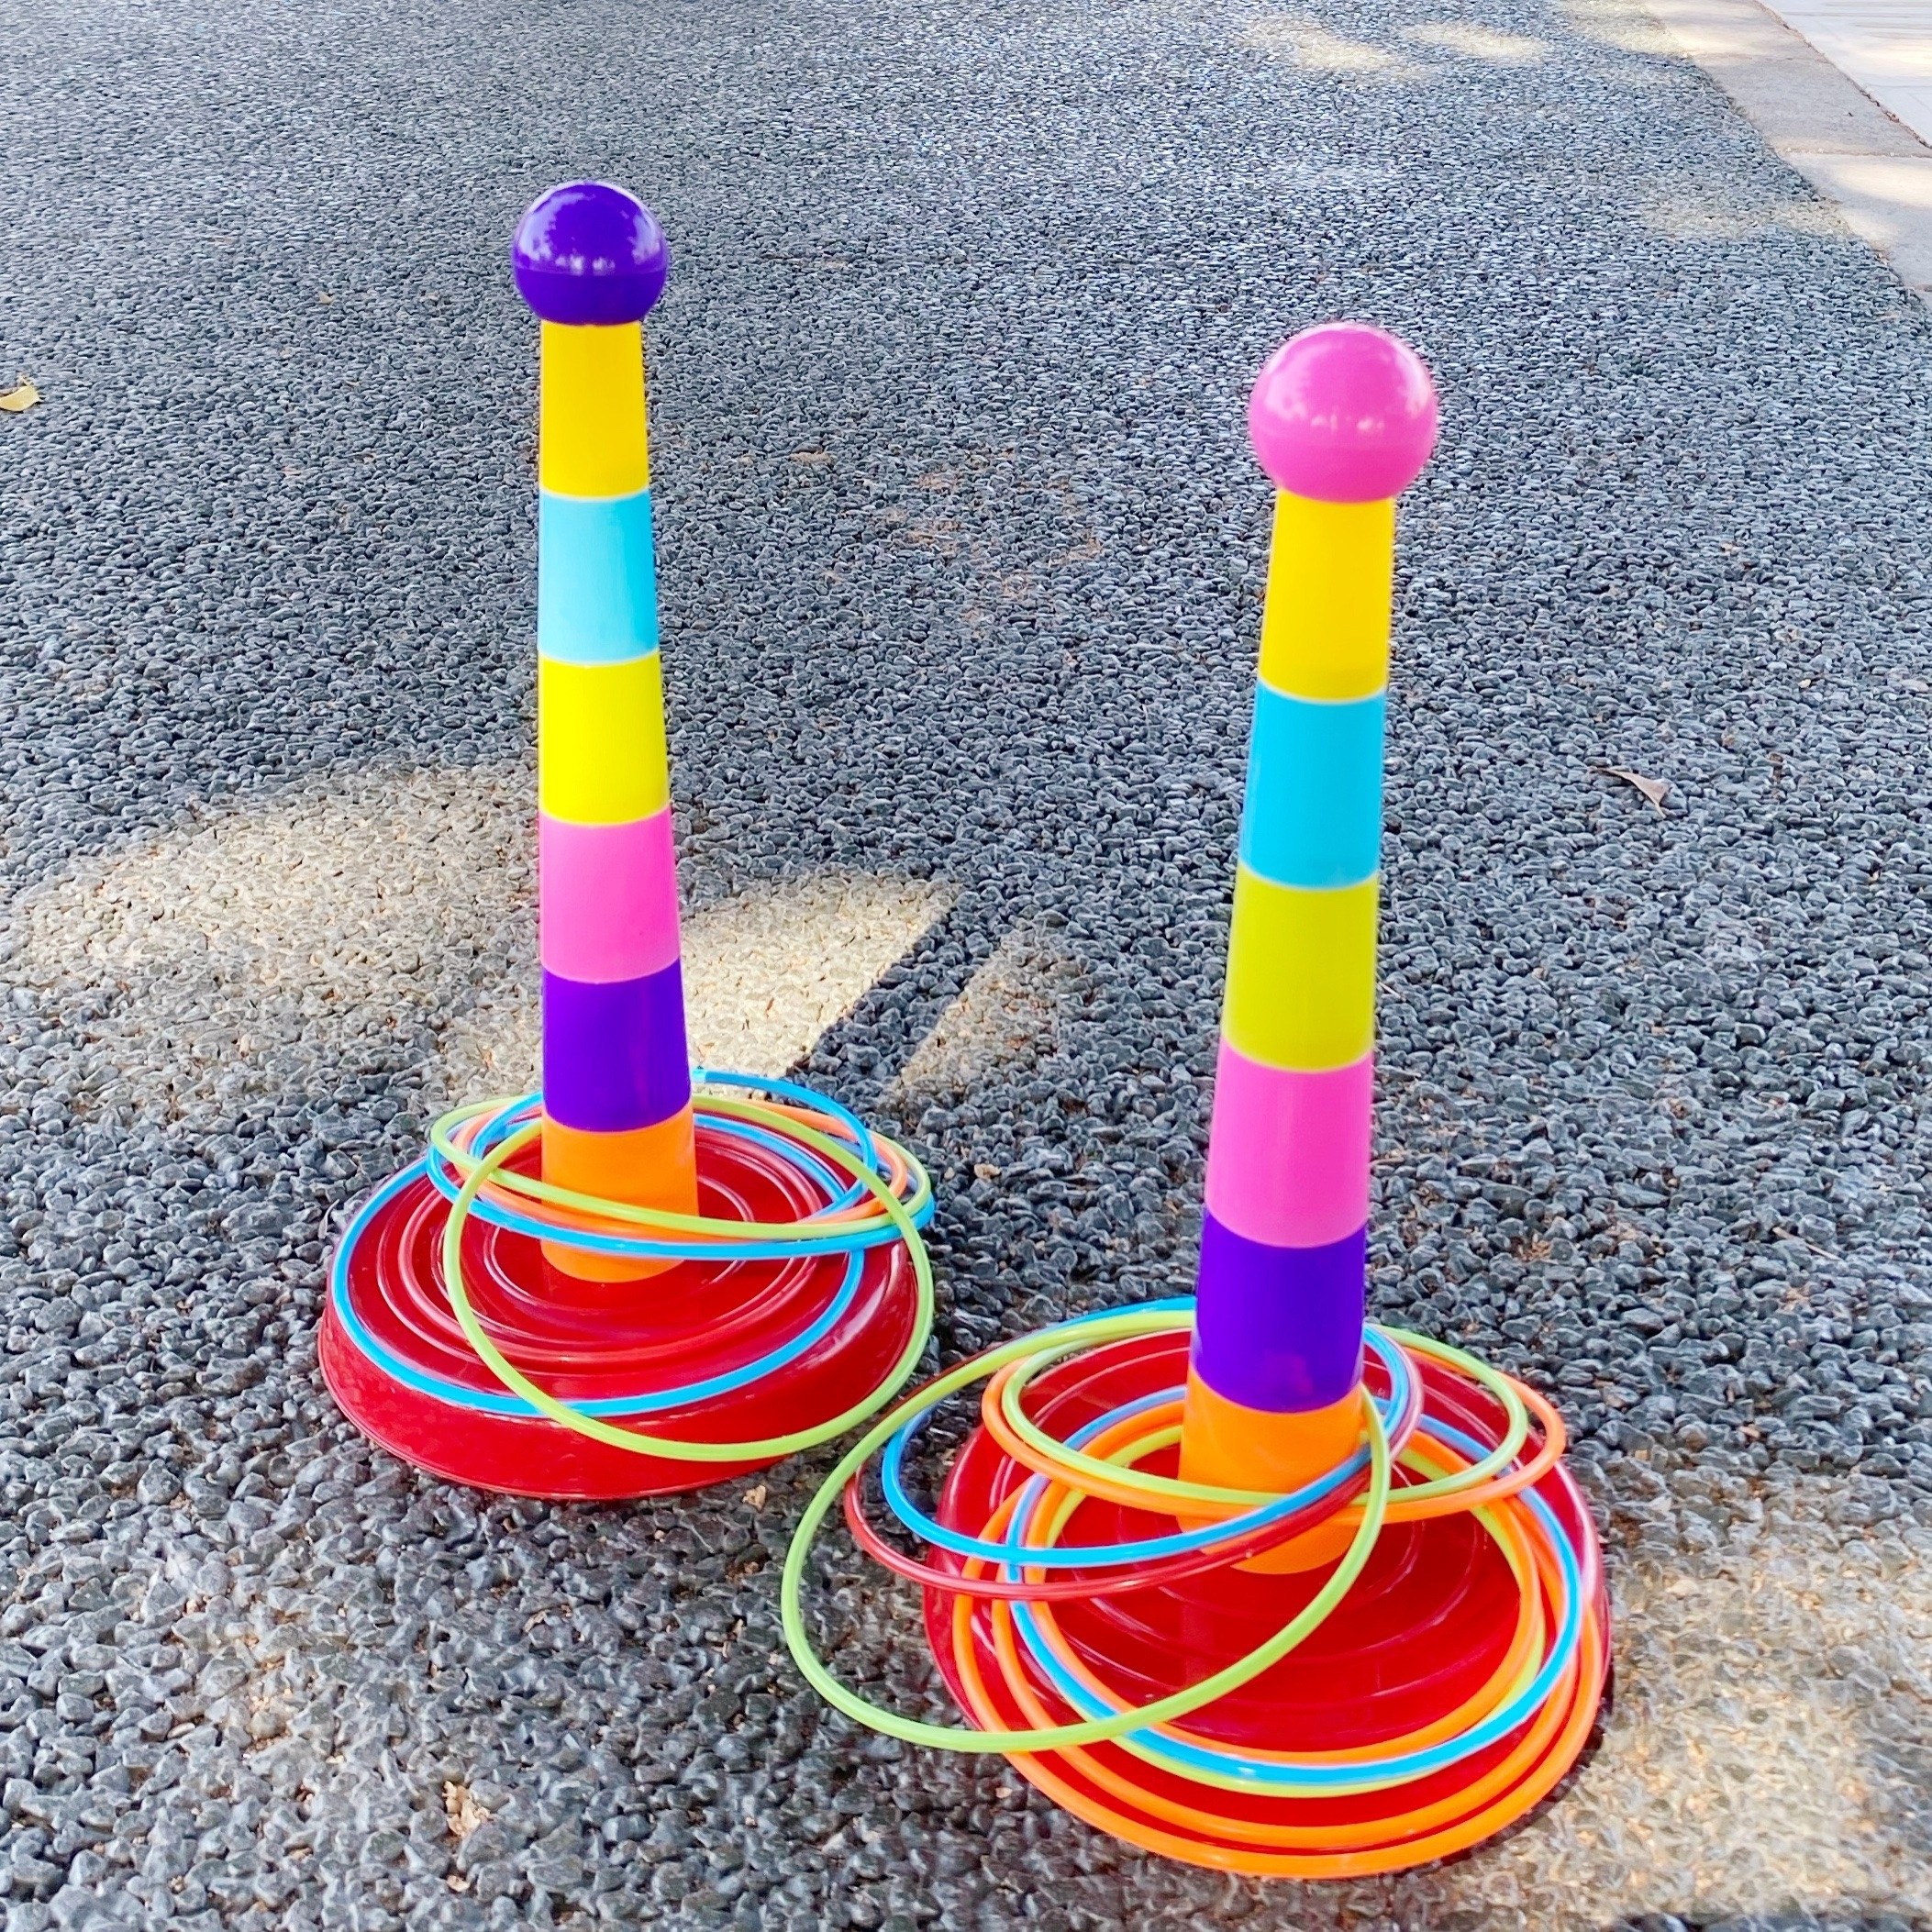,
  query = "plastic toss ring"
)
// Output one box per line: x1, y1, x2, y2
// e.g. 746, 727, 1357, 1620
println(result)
320, 1071, 934, 1499
783, 1302, 1609, 1877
